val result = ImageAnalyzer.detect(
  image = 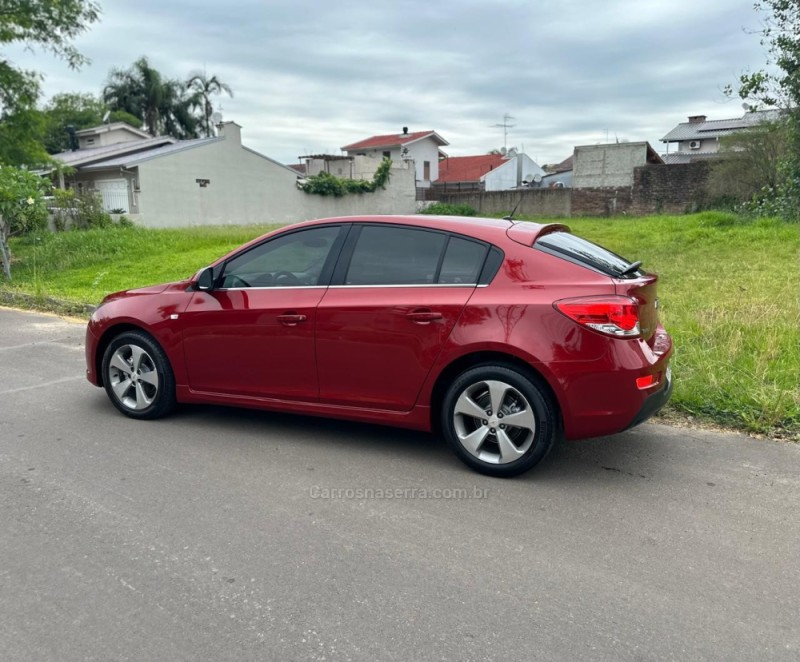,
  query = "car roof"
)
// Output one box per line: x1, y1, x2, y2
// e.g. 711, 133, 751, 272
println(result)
289, 214, 557, 244
211, 215, 568, 267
